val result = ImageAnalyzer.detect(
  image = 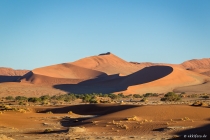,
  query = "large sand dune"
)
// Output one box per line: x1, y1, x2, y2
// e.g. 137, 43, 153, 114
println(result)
16, 53, 210, 94
72, 53, 148, 75
0, 53, 209, 95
